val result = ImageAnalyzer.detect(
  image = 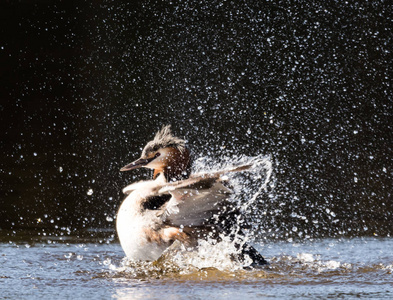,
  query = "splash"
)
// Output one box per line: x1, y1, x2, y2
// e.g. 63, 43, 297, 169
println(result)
108, 239, 271, 280
192, 154, 274, 209
161, 237, 254, 271
111, 155, 274, 277
191, 155, 274, 268
193, 154, 274, 240
106, 155, 274, 278
295, 253, 345, 272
